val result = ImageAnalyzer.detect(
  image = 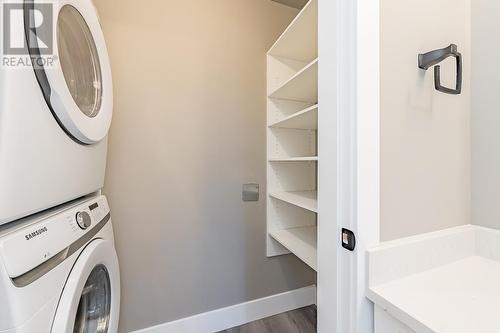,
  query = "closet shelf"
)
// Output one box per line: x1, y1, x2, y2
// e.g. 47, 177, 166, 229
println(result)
267, 0, 318, 262
269, 157, 318, 162
268, 59, 318, 103
269, 190, 317, 213
268, 0, 318, 63
269, 226, 317, 271
269, 104, 318, 130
